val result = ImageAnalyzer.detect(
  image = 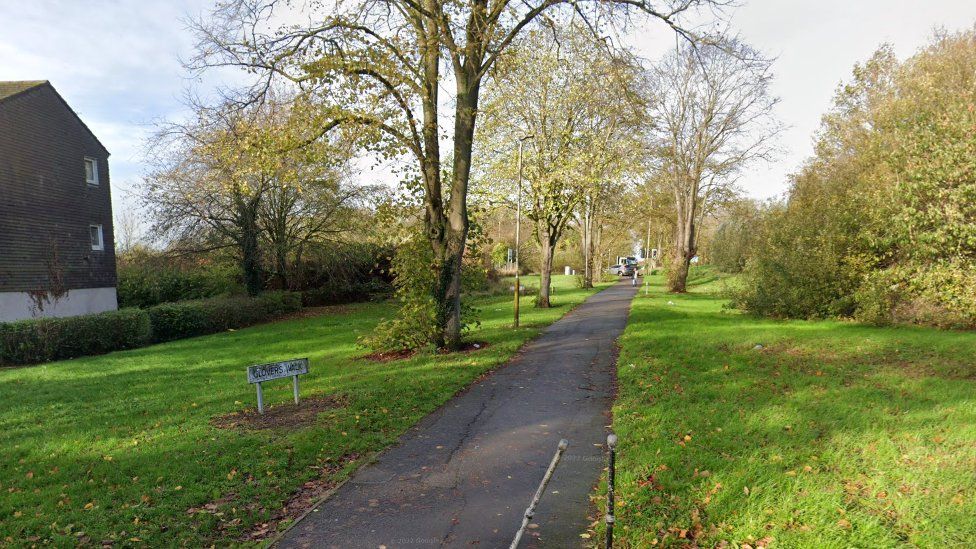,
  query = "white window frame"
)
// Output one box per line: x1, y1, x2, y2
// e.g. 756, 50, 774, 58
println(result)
84, 157, 99, 186
90, 224, 104, 251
